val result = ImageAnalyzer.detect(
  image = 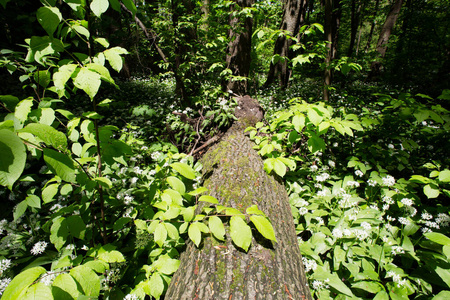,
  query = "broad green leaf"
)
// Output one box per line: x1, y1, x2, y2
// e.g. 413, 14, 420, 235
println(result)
423, 184, 440, 198
307, 108, 322, 126
433, 290, 450, 300
148, 273, 164, 299
1, 266, 46, 300
14, 200, 27, 221
53, 64, 77, 97
154, 255, 180, 275
94, 37, 110, 48
66, 215, 86, 239
73, 68, 101, 100
314, 266, 355, 297
170, 162, 196, 179
90, 0, 109, 17
93, 177, 112, 189
86, 63, 115, 85
37, 6, 62, 36
70, 265, 100, 297
199, 195, 219, 204
73, 25, 90, 39
163, 207, 181, 220
425, 232, 450, 246
23, 282, 53, 300
273, 158, 286, 177
15, 98, 34, 123
230, 216, 252, 252
292, 114, 305, 132
97, 244, 125, 263
26, 194, 41, 208
182, 206, 196, 222
20, 123, 68, 150
50, 217, 69, 250
250, 215, 277, 242
34, 70, 51, 88
167, 176, 186, 194
307, 132, 326, 153
164, 222, 179, 239
122, 0, 137, 16
246, 205, 264, 216
83, 260, 108, 274
26, 36, 55, 64
43, 149, 76, 183
42, 183, 59, 203
154, 223, 167, 247
439, 170, 450, 182
373, 290, 389, 300
36, 107, 56, 125
0, 95, 19, 111
209, 216, 225, 241
0, 129, 26, 189
409, 175, 432, 184
188, 222, 202, 247
104, 47, 128, 72
52, 273, 79, 299
435, 265, 450, 287
352, 281, 382, 294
